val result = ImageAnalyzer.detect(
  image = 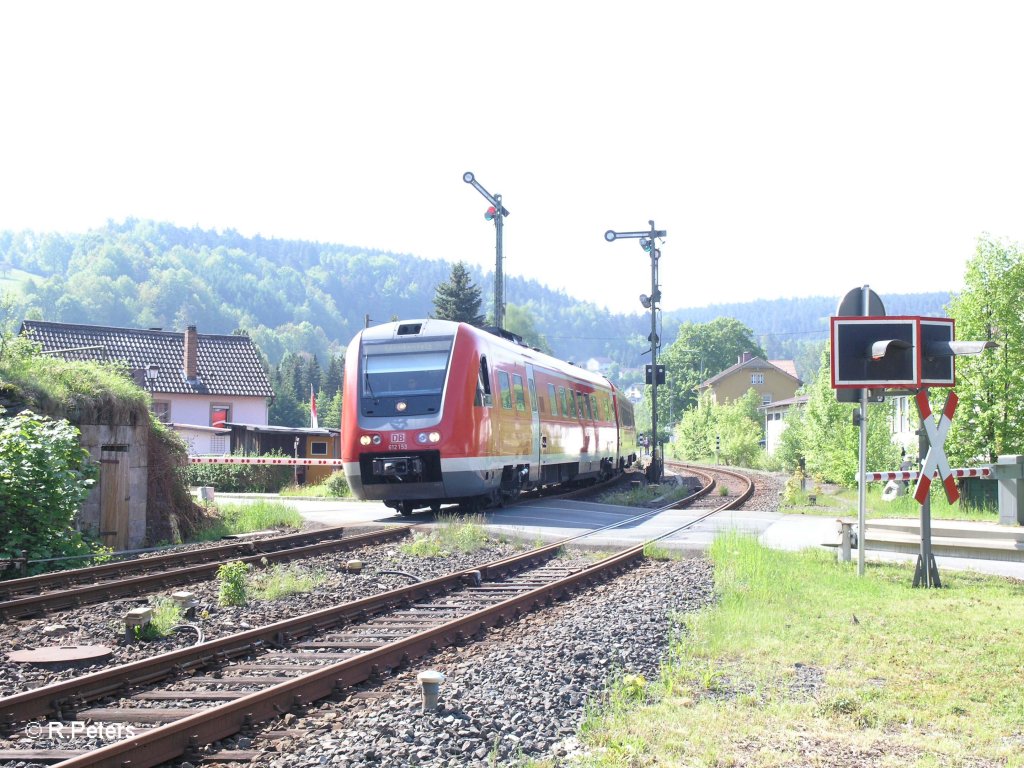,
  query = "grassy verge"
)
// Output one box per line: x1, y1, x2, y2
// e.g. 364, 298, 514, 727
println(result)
400, 513, 491, 557
554, 533, 1024, 767
601, 478, 694, 507
784, 483, 996, 522
192, 500, 304, 542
